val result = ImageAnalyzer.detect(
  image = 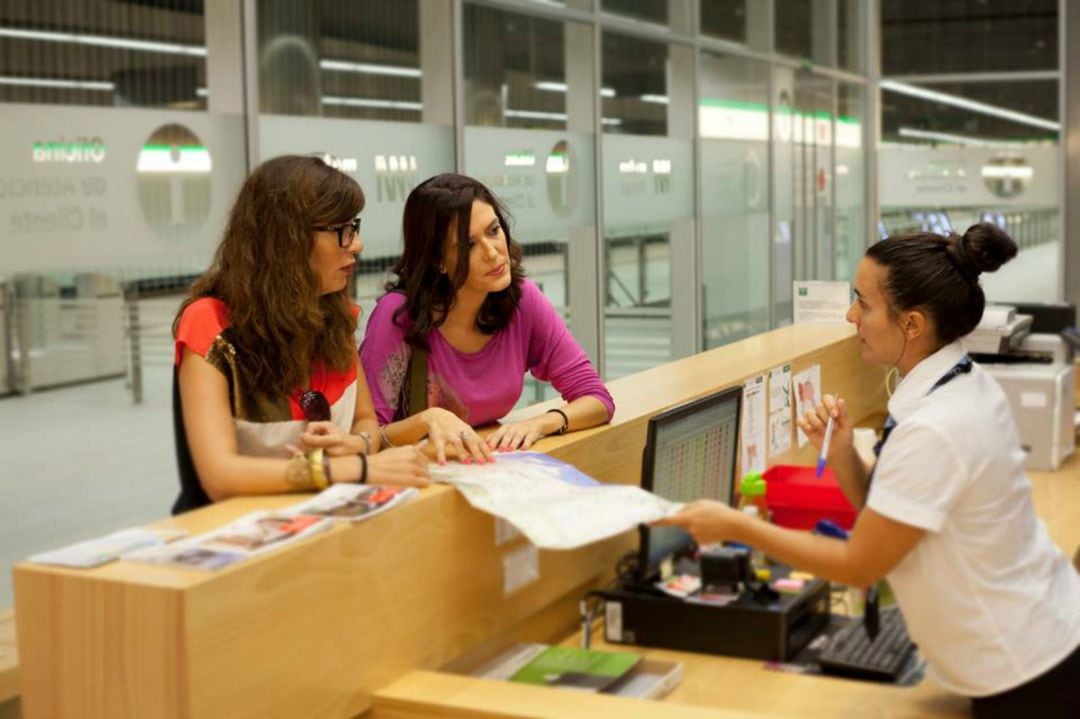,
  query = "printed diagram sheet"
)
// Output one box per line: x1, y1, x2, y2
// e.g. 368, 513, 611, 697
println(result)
430, 452, 682, 550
